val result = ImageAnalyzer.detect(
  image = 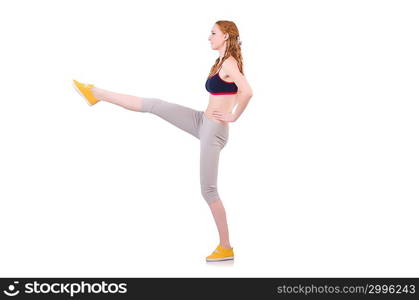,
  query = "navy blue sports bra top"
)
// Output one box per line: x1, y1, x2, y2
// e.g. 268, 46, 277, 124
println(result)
205, 67, 238, 95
